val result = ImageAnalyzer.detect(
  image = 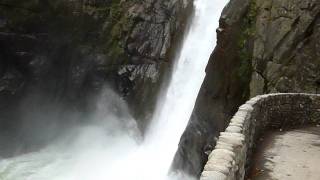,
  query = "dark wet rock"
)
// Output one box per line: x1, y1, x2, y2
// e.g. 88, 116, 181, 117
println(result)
0, 0, 193, 156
